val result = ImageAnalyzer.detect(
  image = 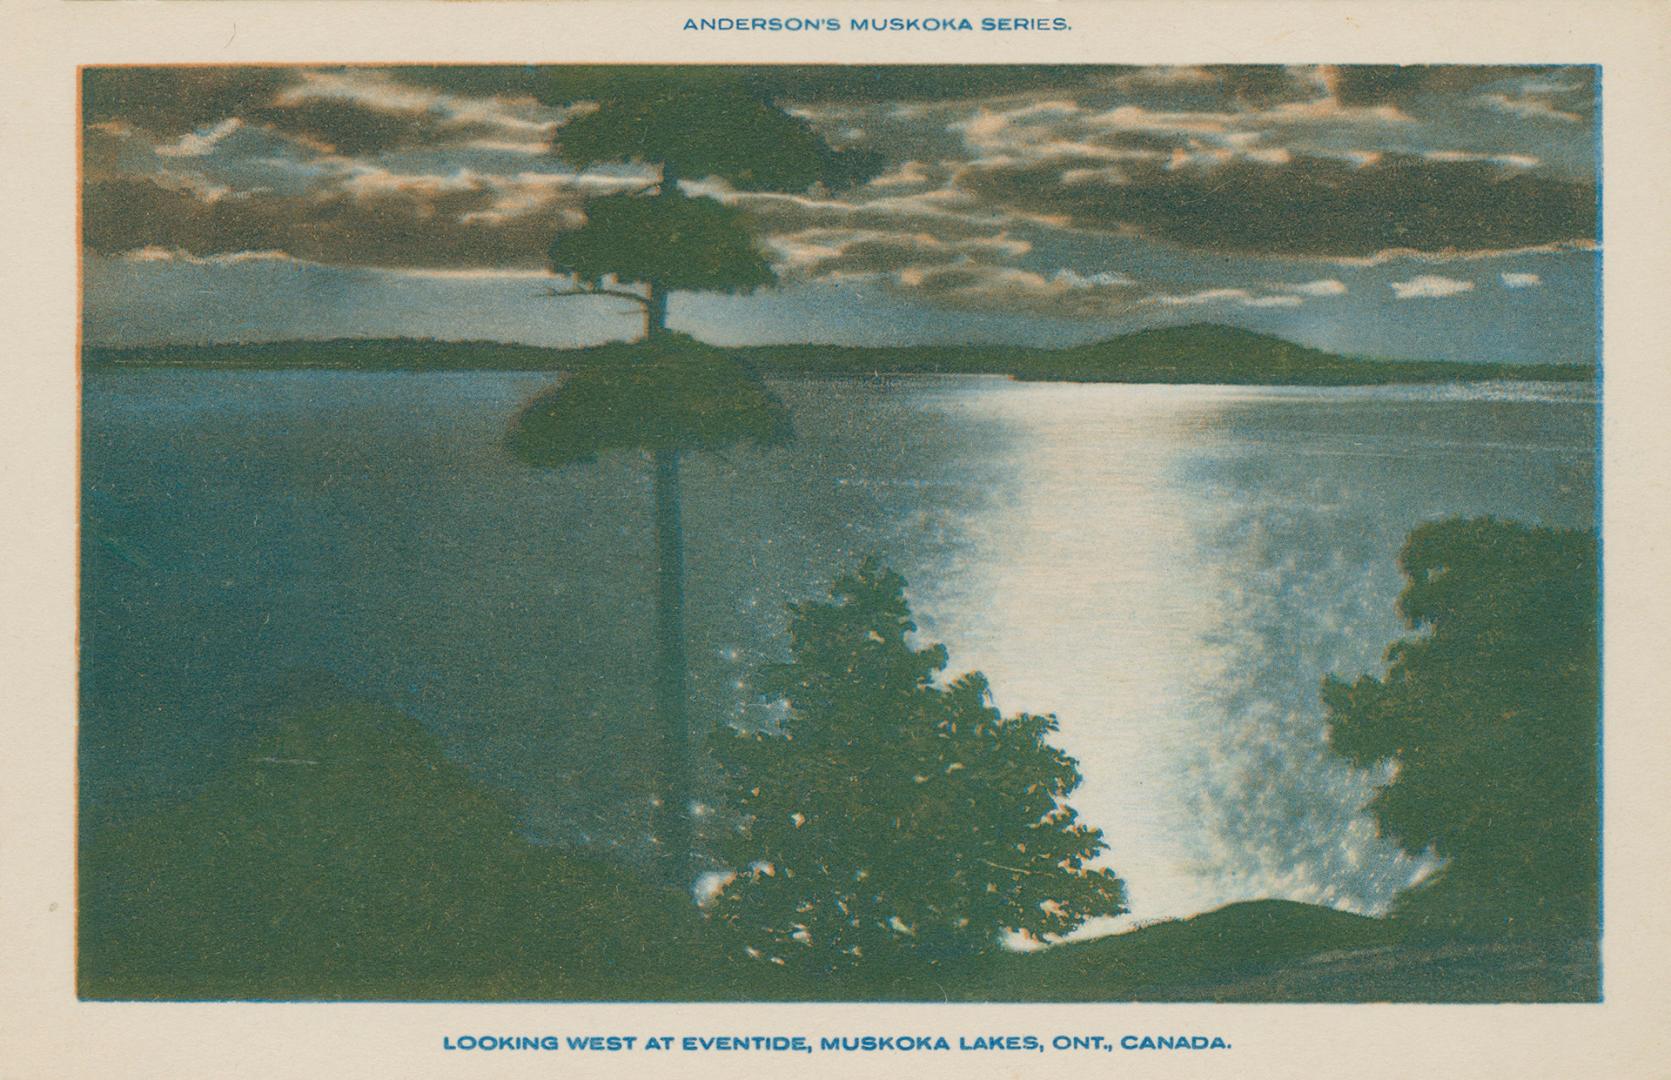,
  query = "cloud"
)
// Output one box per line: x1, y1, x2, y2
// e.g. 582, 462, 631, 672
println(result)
1329, 64, 1590, 108
1052, 268, 1134, 289
1478, 91, 1583, 124
121, 246, 297, 267
1423, 150, 1541, 170
718, 174, 1072, 246
1389, 275, 1476, 300
1325, 239, 1596, 268
1153, 287, 1311, 309
154, 118, 246, 159
759, 222, 1154, 316
1287, 279, 1348, 296
260, 70, 561, 156
83, 67, 567, 161
768, 226, 1030, 274
866, 160, 937, 189
1157, 287, 1256, 307
82, 173, 584, 271
887, 261, 1149, 316
80, 63, 1599, 313
961, 152, 1595, 259
1500, 272, 1543, 289
82, 68, 296, 137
